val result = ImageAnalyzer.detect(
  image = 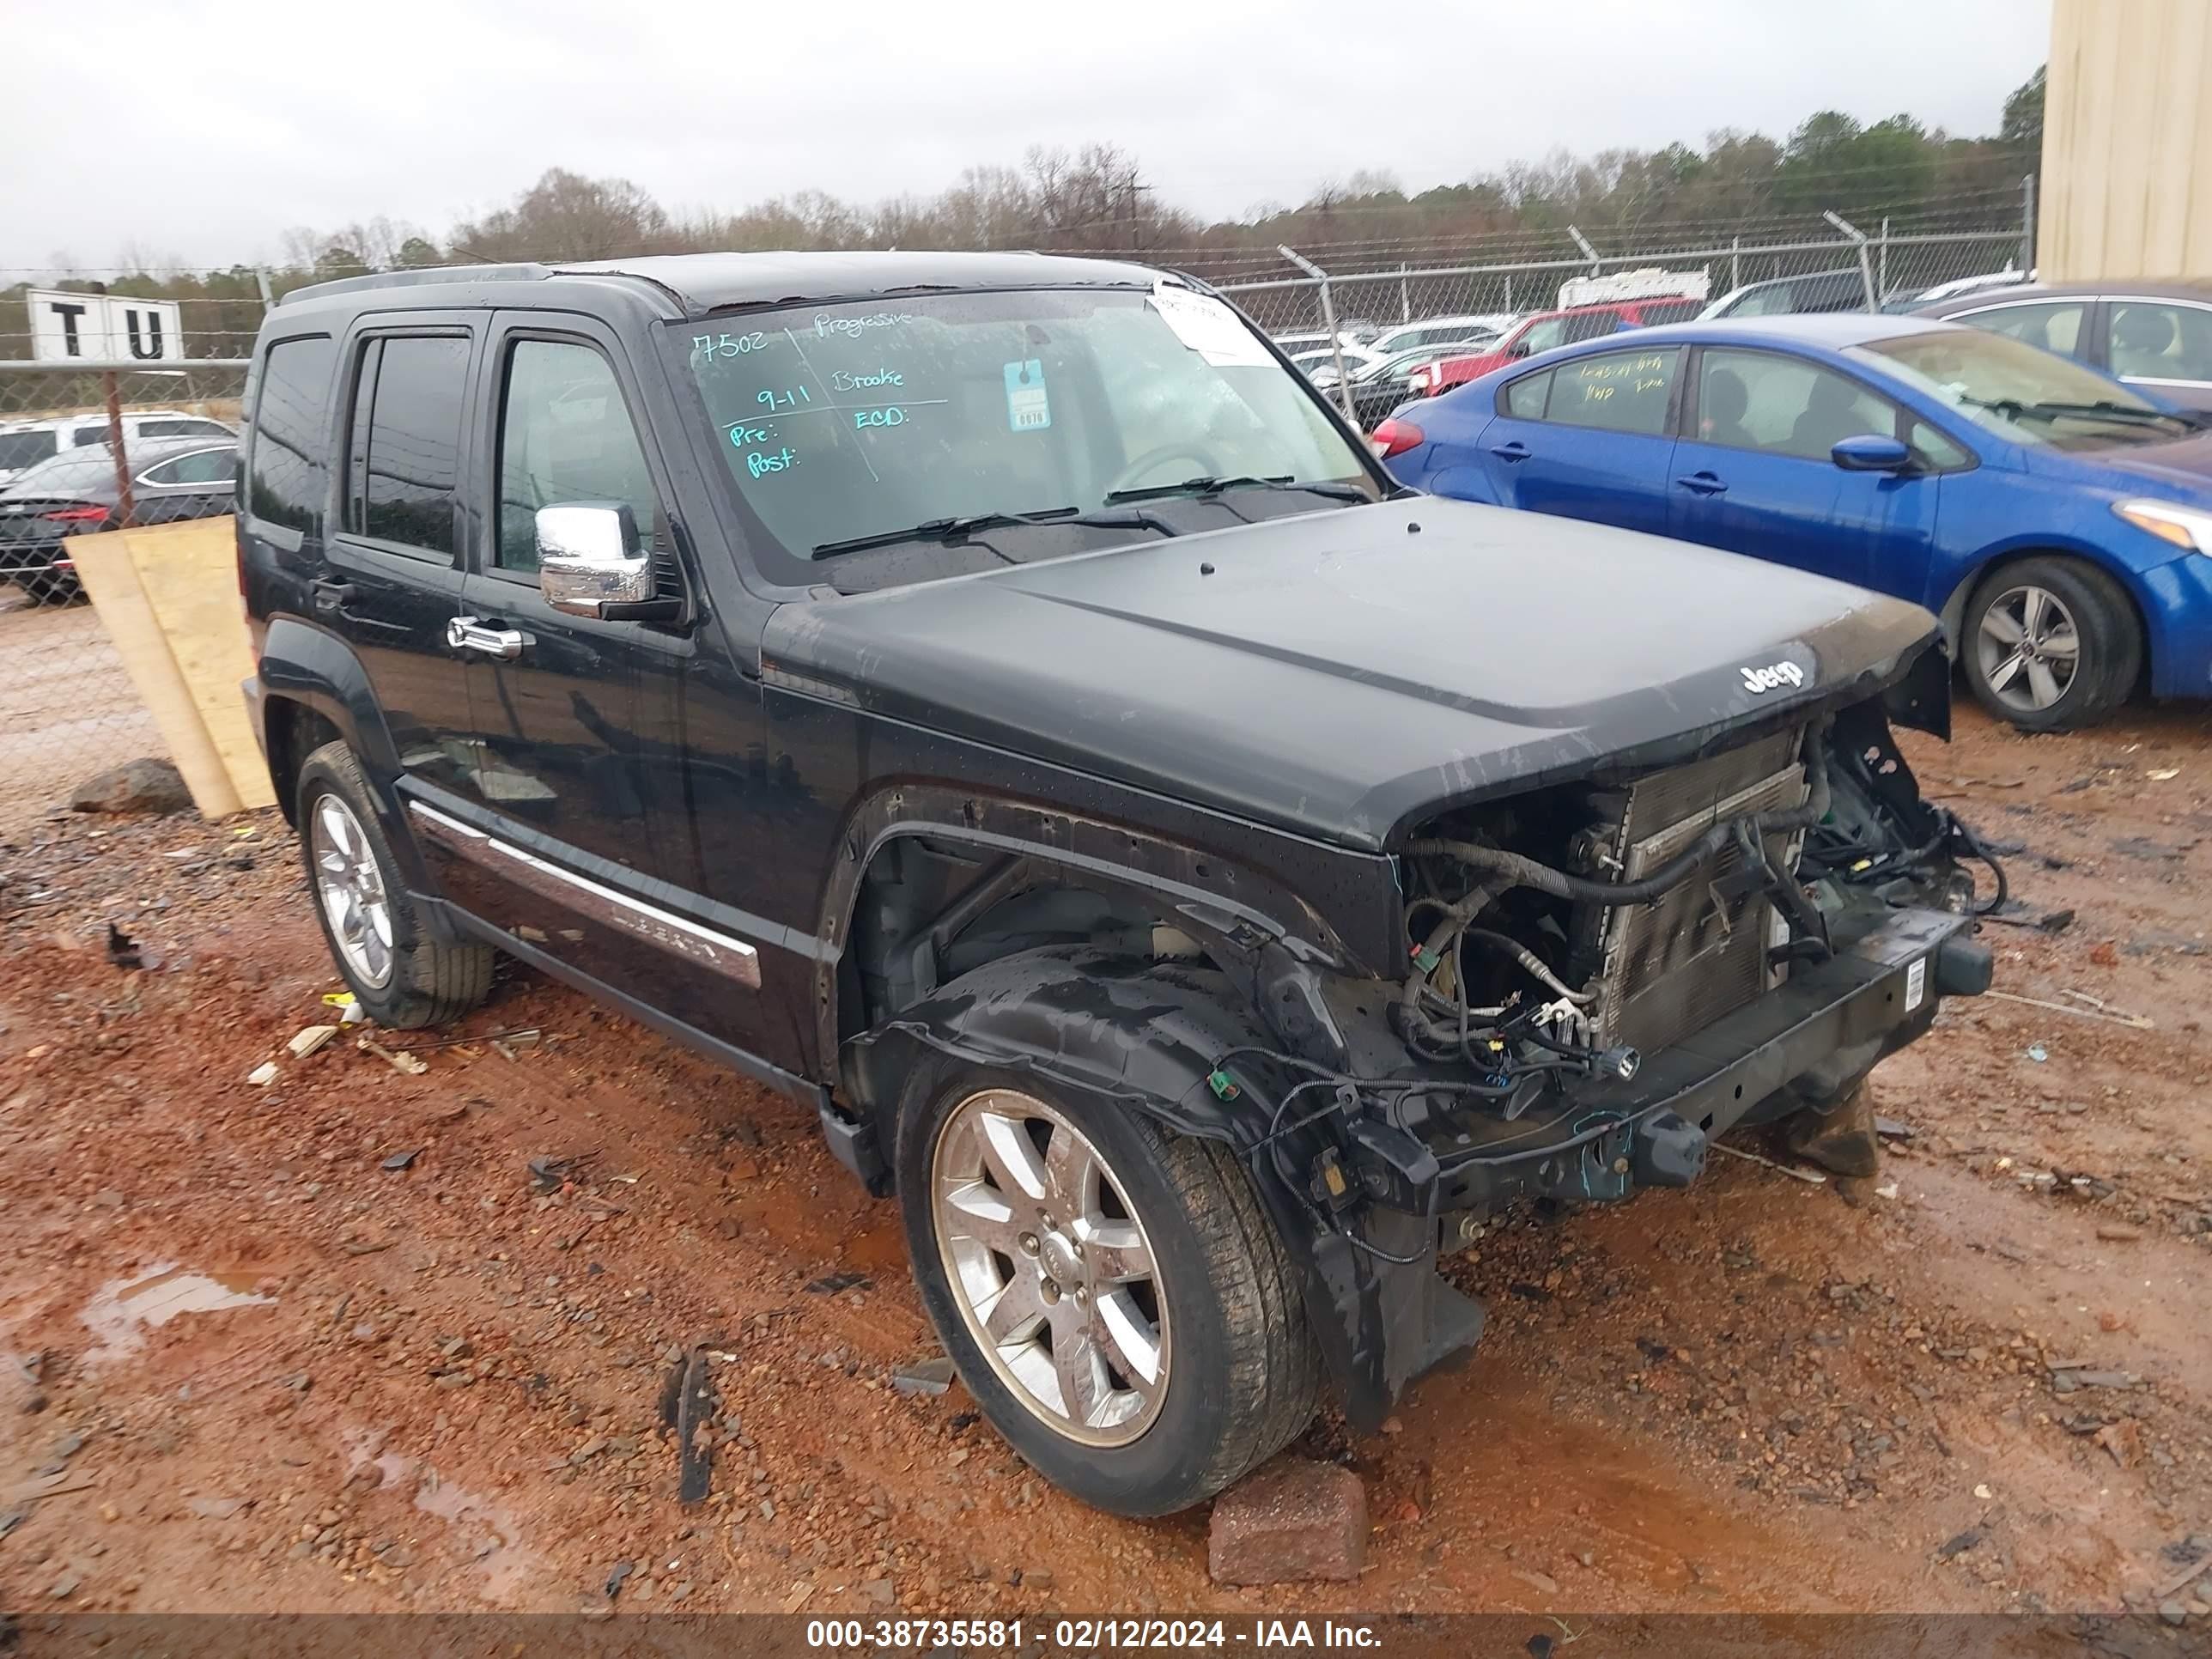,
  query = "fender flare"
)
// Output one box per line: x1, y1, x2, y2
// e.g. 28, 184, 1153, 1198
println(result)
846, 944, 1425, 1432
1935, 541, 2156, 681
256, 615, 441, 898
